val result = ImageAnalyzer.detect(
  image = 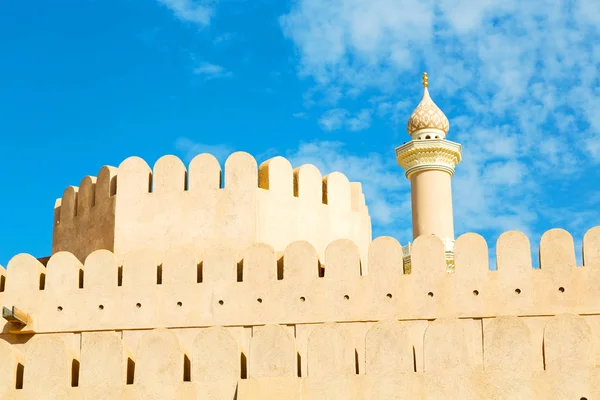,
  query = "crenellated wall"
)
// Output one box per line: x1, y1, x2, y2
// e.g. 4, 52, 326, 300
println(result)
0, 228, 600, 398
52, 152, 372, 265
5, 226, 600, 335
